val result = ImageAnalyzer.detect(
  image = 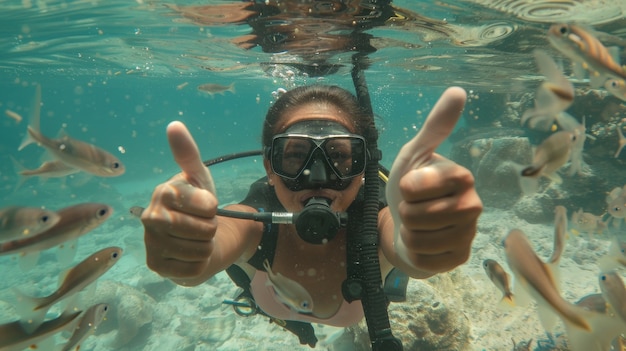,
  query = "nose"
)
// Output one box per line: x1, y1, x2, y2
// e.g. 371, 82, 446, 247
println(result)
306, 157, 329, 184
